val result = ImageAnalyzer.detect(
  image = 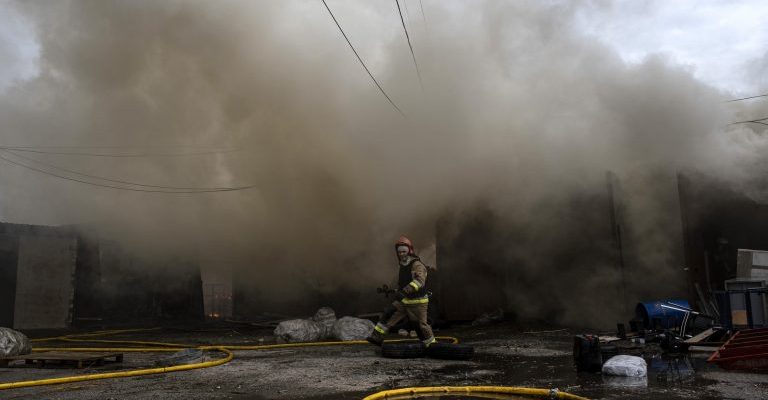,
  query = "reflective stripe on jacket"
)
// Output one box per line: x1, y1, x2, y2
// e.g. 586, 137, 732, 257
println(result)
398, 257, 428, 301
